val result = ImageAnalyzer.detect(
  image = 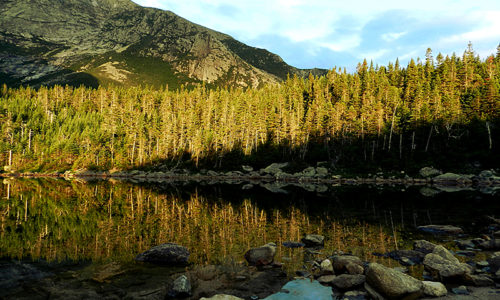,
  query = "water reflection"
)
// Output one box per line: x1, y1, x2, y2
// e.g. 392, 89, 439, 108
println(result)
1, 179, 398, 273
